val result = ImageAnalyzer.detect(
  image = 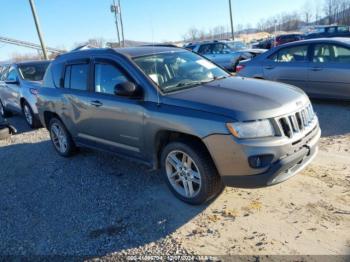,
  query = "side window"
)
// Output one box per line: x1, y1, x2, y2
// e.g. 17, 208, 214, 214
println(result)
64, 64, 89, 90
269, 45, 308, 62
328, 27, 336, 34
6, 69, 18, 81
212, 43, 226, 54
198, 44, 212, 55
338, 26, 349, 33
313, 44, 350, 63
94, 63, 128, 95
42, 63, 54, 87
